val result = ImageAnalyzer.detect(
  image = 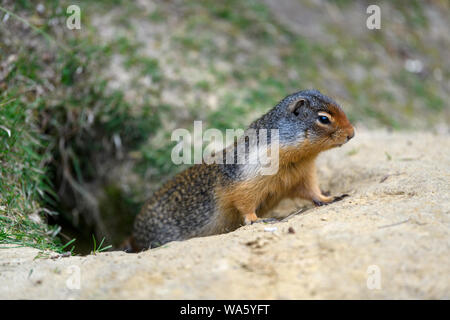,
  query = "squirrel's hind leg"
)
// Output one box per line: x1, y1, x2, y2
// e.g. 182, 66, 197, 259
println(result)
223, 183, 263, 225
243, 212, 258, 225
233, 200, 266, 225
